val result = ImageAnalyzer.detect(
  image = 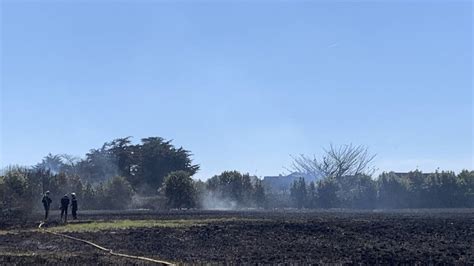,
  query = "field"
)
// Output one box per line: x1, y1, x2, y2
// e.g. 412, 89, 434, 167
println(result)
1, 209, 473, 264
